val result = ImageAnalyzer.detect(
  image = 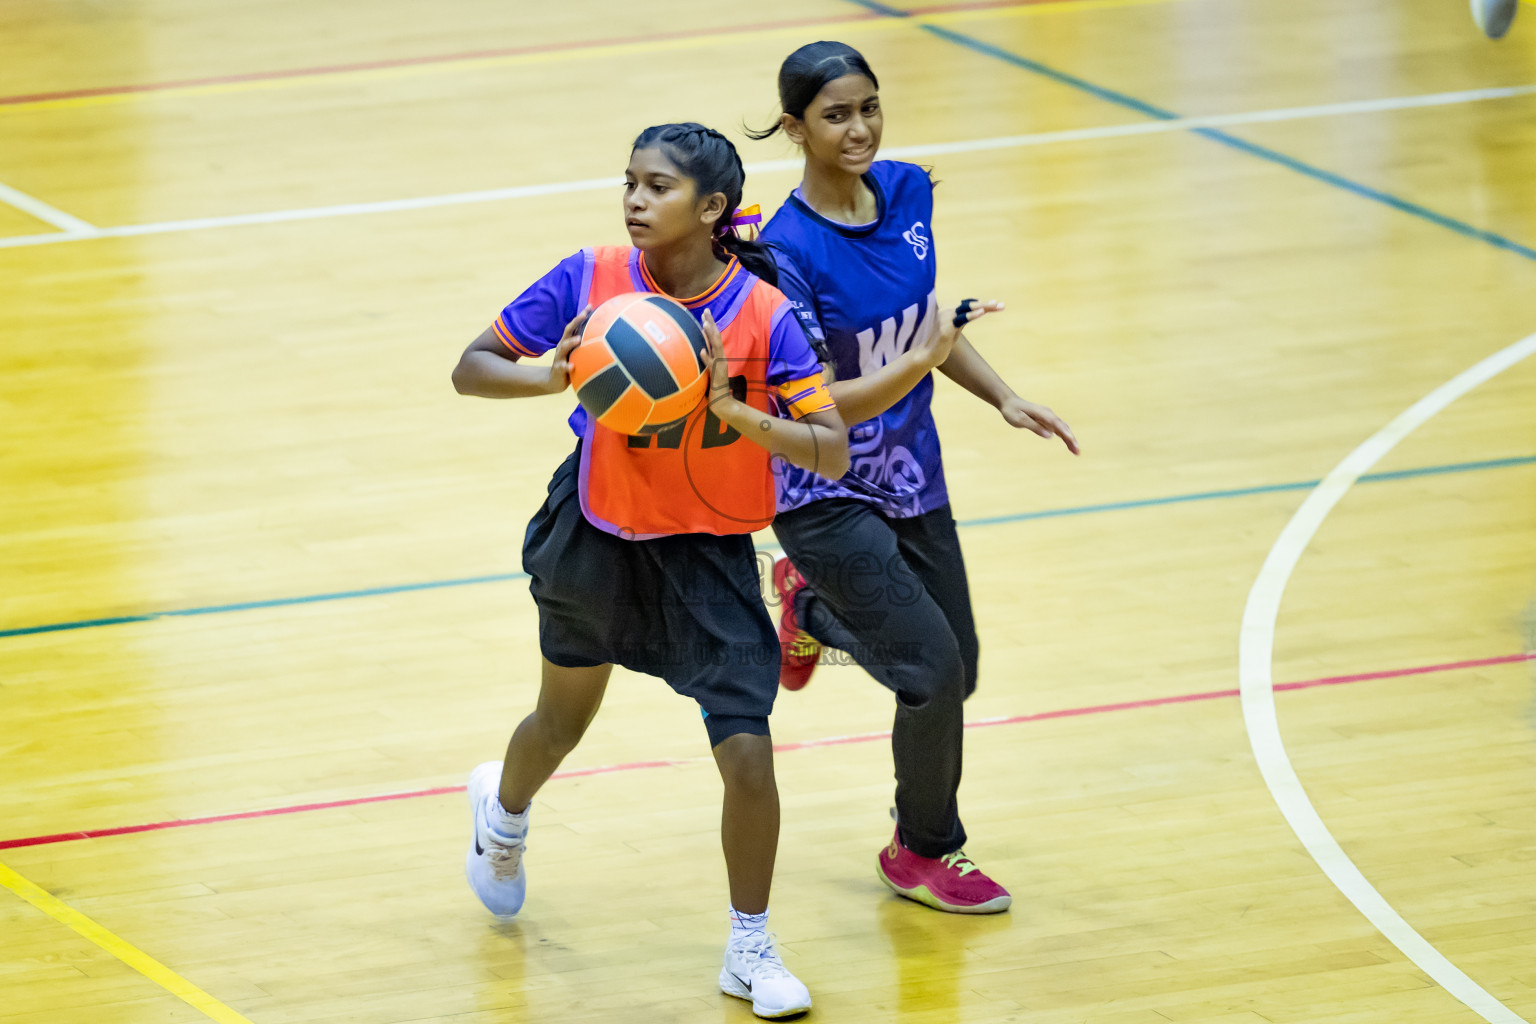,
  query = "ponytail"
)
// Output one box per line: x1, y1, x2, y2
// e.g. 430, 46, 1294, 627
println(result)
747, 41, 880, 141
